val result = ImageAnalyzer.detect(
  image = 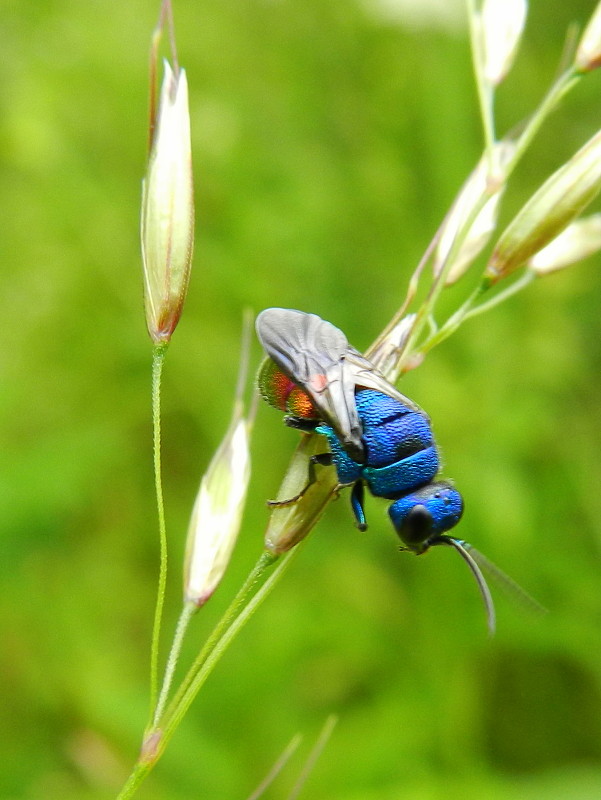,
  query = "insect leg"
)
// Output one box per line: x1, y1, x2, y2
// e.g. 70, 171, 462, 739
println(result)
267, 453, 333, 507
283, 415, 320, 433
350, 481, 368, 531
